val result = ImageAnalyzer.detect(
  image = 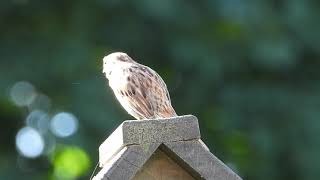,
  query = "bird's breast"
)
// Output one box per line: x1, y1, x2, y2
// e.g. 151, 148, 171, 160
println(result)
108, 67, 130, 90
